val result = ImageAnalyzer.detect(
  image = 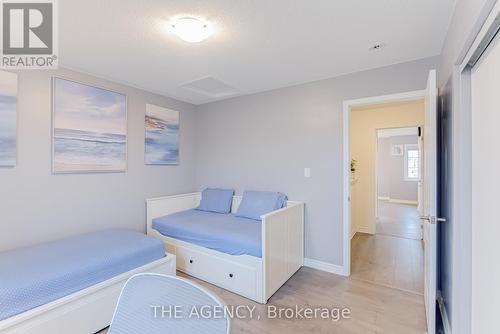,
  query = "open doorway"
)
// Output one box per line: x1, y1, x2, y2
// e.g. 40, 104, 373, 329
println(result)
348, 98, 425, 294
375, 127, 422, 240
343, 71, 438, 333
